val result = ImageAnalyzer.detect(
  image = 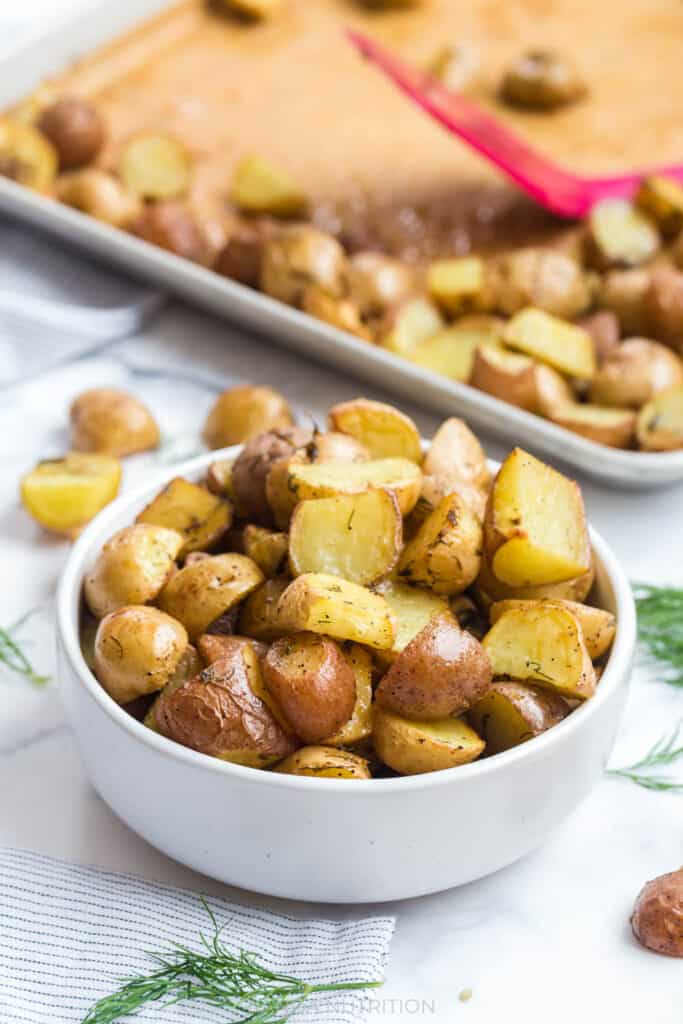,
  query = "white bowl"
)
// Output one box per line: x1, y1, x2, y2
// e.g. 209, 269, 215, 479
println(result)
56, 448, 636, 904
